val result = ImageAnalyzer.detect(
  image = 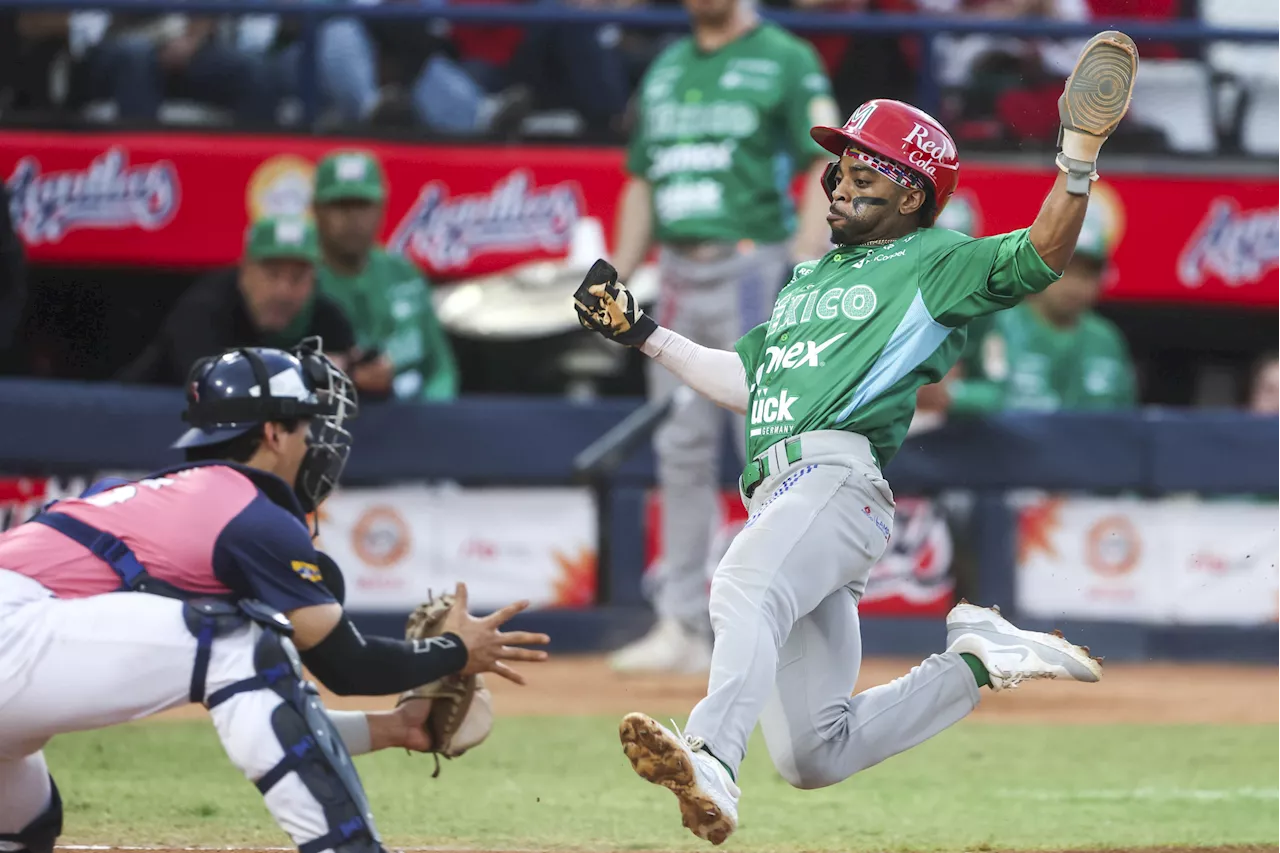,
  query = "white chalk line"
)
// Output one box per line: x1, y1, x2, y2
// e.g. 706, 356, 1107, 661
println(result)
55, 840, 514, 845
996, 787, 1279, 802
